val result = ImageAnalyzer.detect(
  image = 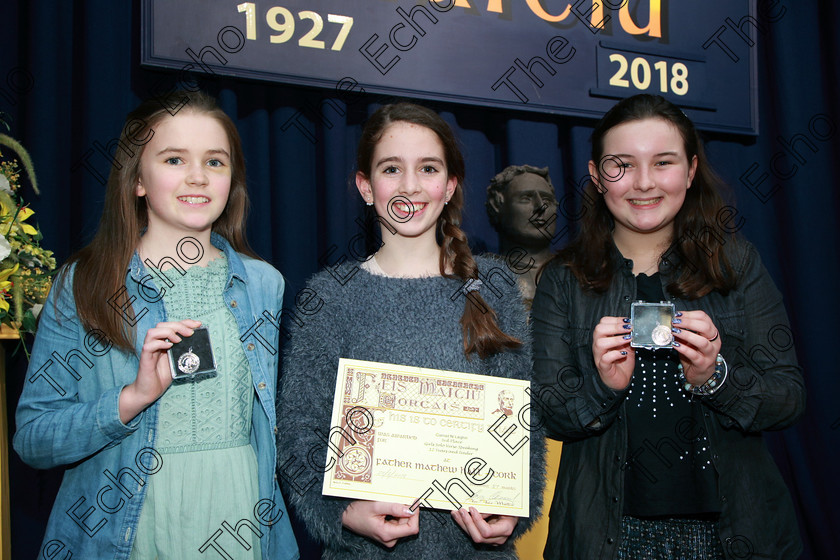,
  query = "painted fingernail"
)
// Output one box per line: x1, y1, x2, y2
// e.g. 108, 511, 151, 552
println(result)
673, 341, 681, 347
675, 312, 683, 317
623, 317, 631, 323
672, 327, 681, 334
623, 334, 632, 340
623, 324, 632, 330
620, 351, 627, 356
672, 318, 682, 324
